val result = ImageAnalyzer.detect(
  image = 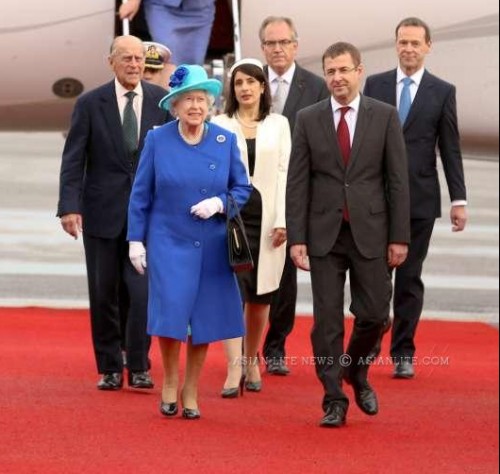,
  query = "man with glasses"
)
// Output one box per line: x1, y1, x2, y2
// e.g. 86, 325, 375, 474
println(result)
364, 17, 467, 379
259, 16, 329, 376
286, 42, 410, 427
57, 36, 169, 391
